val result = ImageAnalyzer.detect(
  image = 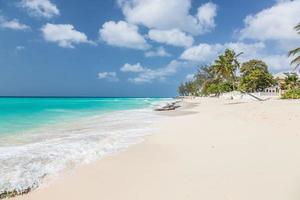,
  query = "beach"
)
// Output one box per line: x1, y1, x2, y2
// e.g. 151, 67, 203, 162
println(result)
11, 98, 300, 200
